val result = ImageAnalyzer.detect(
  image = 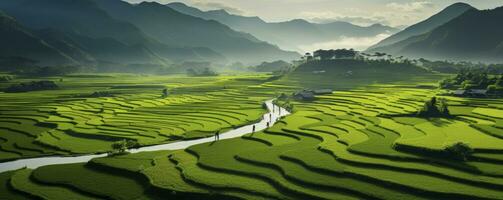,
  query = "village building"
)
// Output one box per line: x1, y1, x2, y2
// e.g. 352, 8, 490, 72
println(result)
292, 90, 315, 101
312, 89, 333, 95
